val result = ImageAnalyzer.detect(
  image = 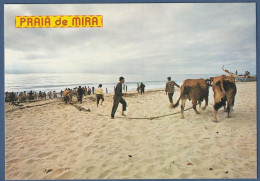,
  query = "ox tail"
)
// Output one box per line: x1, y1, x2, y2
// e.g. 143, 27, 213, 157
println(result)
231, 98, 235, 107
173, 94, 181, 108
214, 97, 227, 111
